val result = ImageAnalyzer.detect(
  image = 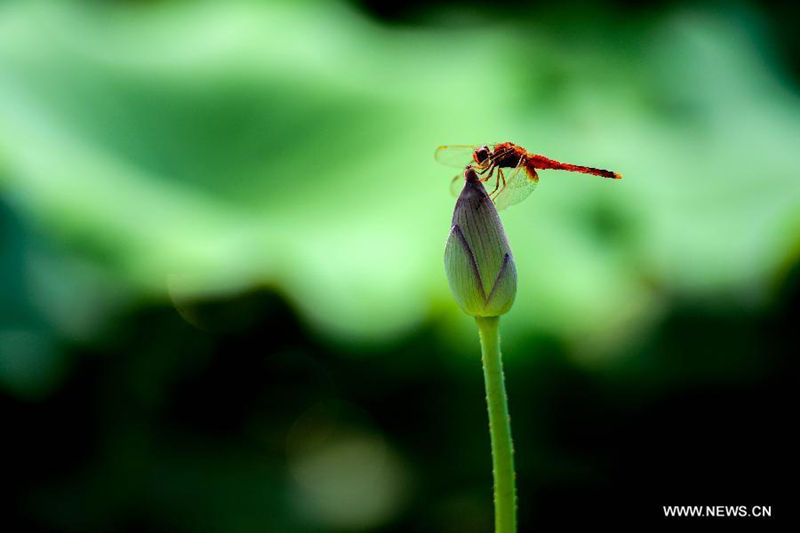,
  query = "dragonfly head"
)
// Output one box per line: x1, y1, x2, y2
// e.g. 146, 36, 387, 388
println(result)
473, 145, 491, 167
